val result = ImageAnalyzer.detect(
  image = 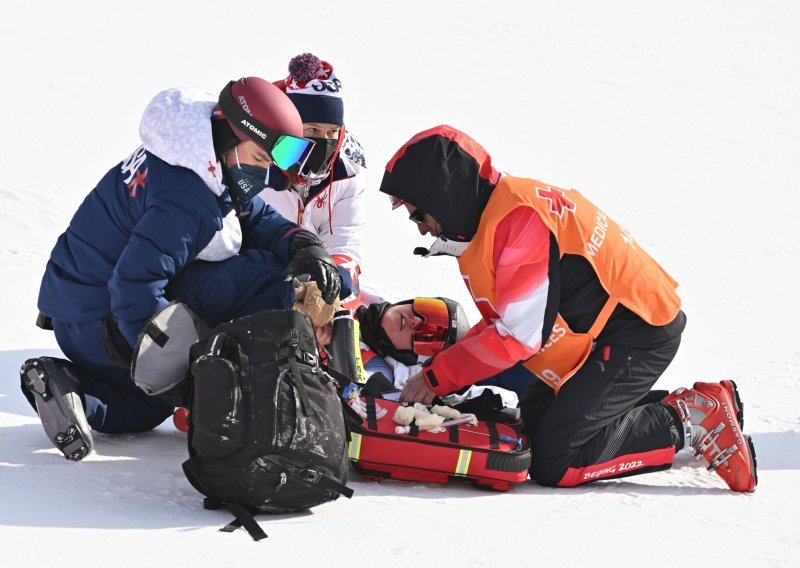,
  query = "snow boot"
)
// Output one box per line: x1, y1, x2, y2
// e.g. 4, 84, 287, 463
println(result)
20, 357, 94, 461
664, 381, 757, 493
